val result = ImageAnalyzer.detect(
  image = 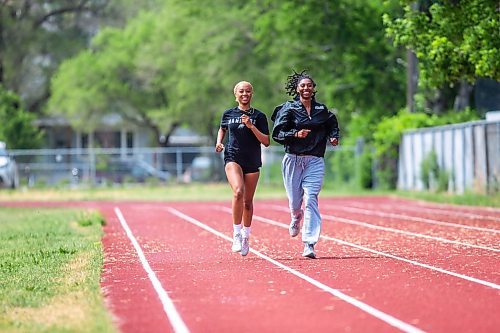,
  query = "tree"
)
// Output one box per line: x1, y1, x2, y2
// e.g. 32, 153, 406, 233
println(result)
251, 0, 407, 132
0, 0, 164, 114
383, 0, 500, 111
0, 0, 110, 113
49, 0, 409, 145
49, 11, 176, 146
49, 0, 274, 145
0, 85, 43, 149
